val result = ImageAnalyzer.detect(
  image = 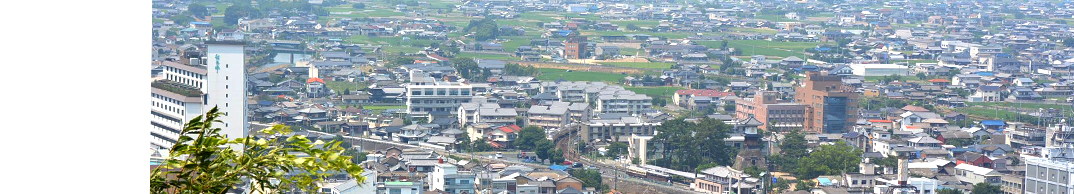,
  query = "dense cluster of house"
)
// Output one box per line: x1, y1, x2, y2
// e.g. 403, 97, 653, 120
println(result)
149, 0, 1074, 193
